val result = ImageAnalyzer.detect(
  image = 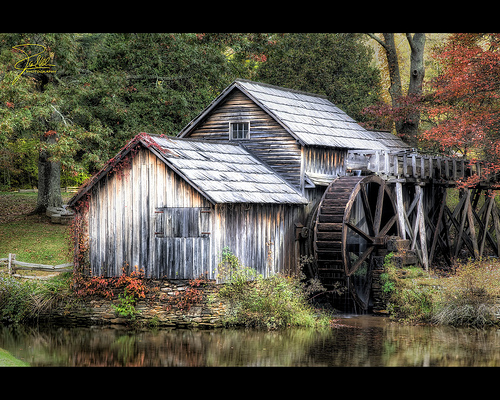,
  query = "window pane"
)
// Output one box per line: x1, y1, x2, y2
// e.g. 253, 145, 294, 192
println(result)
231, 122, 249, 139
